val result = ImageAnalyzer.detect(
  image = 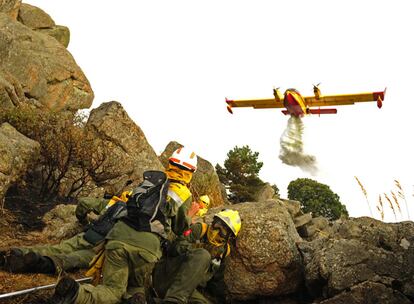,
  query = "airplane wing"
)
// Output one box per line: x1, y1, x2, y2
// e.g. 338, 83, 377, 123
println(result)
225, 97, 285, 114
304, 90, 385, 108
